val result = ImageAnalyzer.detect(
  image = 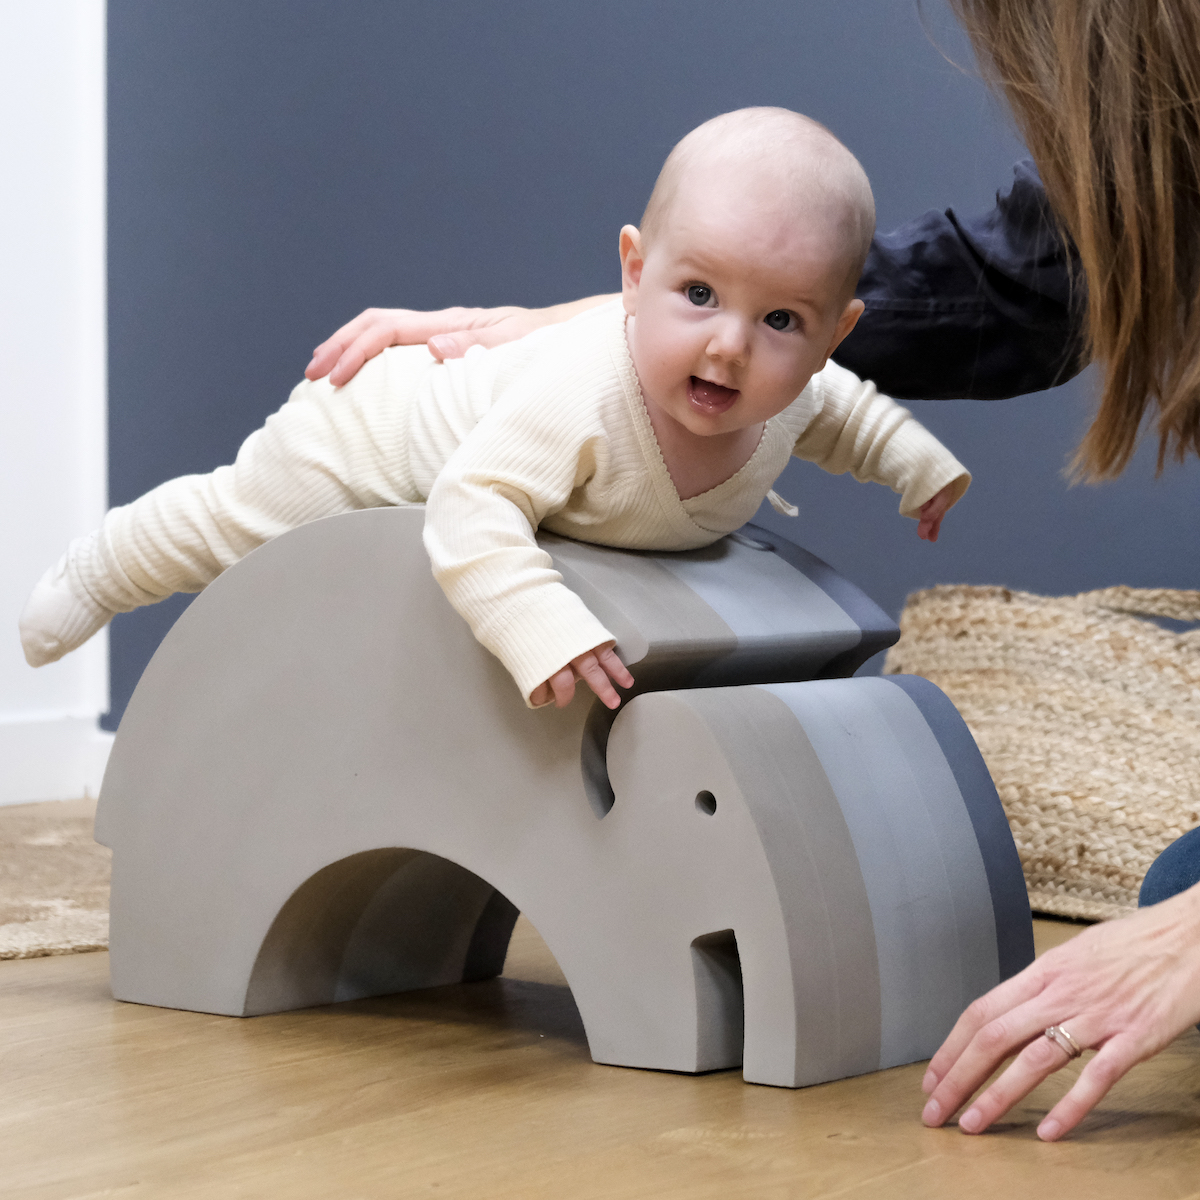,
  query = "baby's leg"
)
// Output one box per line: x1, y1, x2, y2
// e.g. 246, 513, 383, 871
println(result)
21, 355, 426, 666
